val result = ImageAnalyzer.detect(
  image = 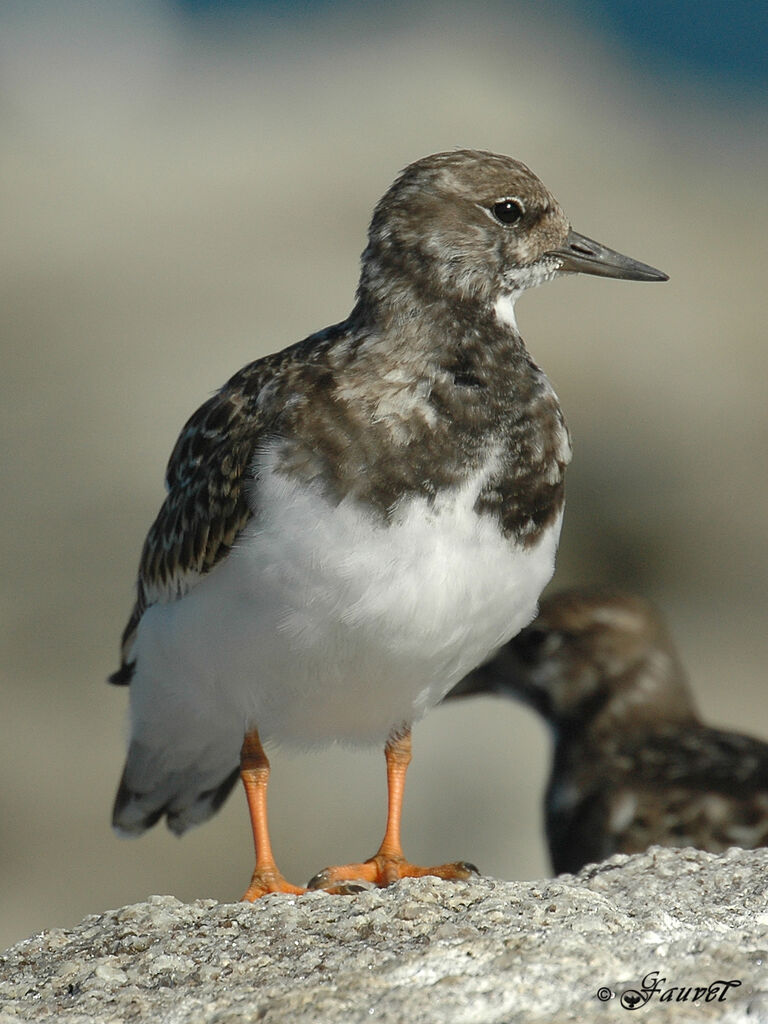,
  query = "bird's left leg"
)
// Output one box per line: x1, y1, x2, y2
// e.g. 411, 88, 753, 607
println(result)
307, 726, 477, 892
240, 728, 305, 900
